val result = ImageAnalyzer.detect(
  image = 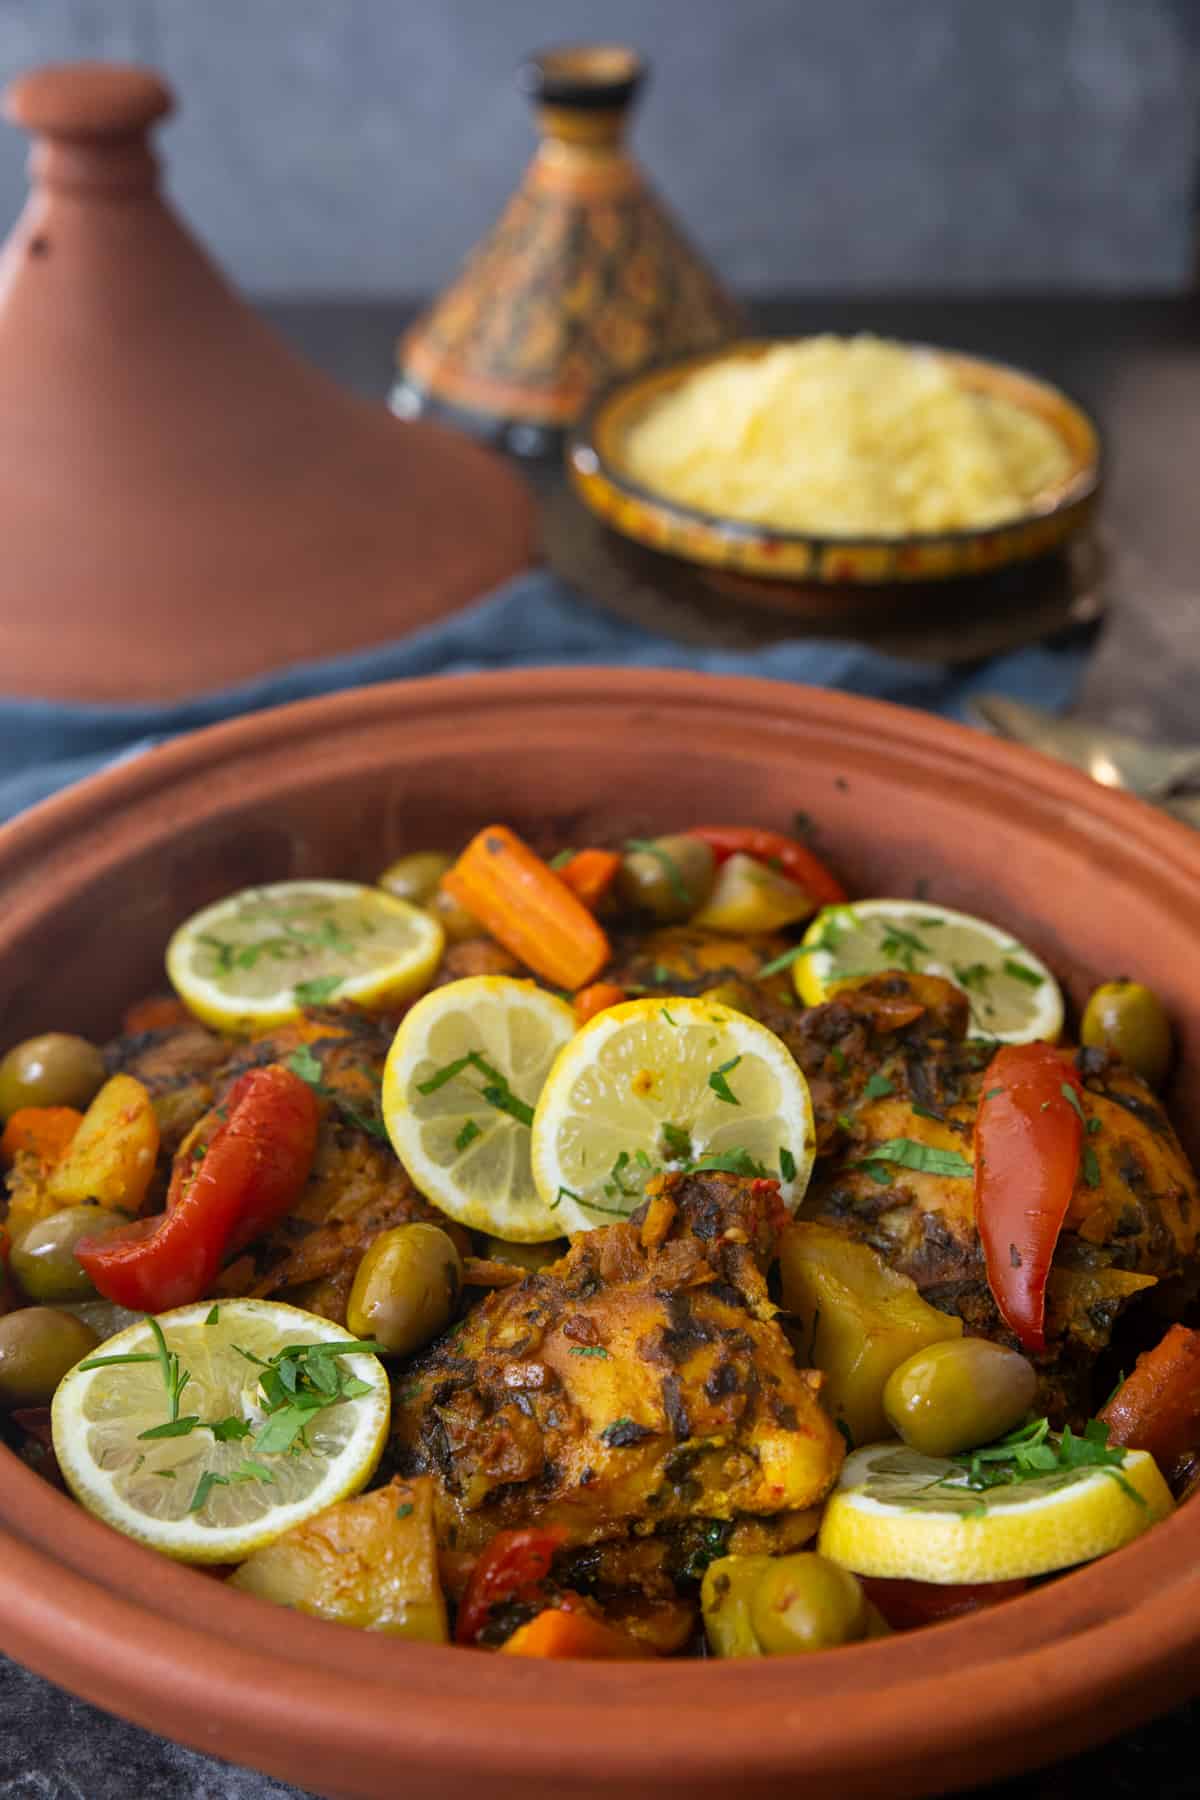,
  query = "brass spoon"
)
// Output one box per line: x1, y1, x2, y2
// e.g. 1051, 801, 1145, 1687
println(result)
966, 697, 1200, 800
